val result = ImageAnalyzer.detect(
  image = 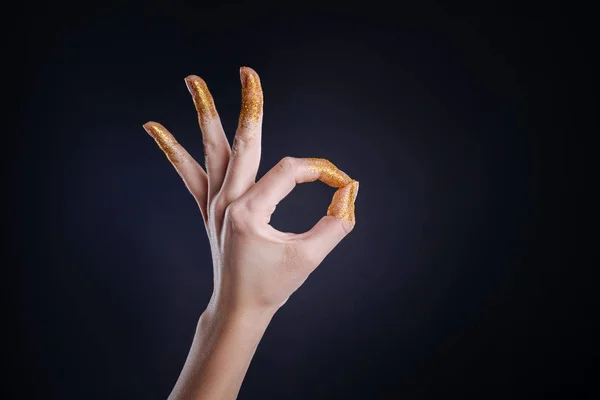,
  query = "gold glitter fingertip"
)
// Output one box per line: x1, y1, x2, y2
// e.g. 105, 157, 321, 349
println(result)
307, 158, 352, 188
327, 181, 359, 223
238, 66, 263, 127
185, 75, 218, 123
143, 121, 183, 164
